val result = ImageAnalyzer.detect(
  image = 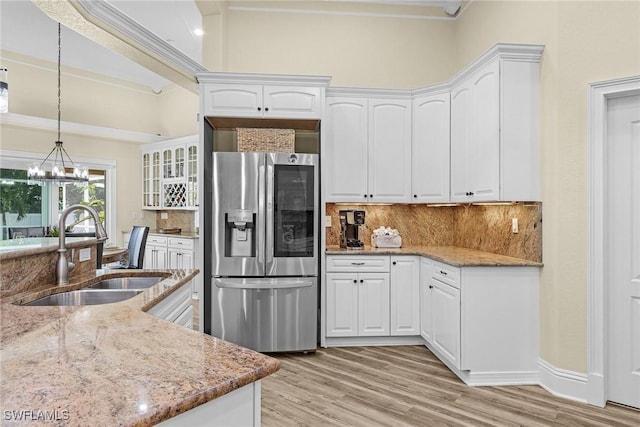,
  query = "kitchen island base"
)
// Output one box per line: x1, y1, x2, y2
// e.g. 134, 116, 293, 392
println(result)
157, 382, 261, 427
